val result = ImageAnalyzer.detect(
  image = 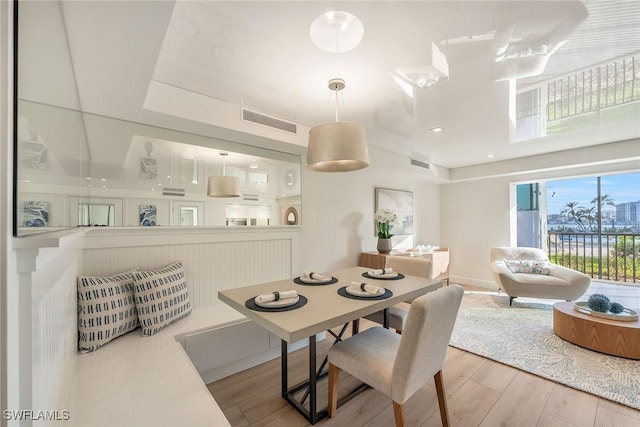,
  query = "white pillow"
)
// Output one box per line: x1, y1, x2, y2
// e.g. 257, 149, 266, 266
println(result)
77, 271, 139, 353
504, 259, 551, 275
132, 261, 192, 336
